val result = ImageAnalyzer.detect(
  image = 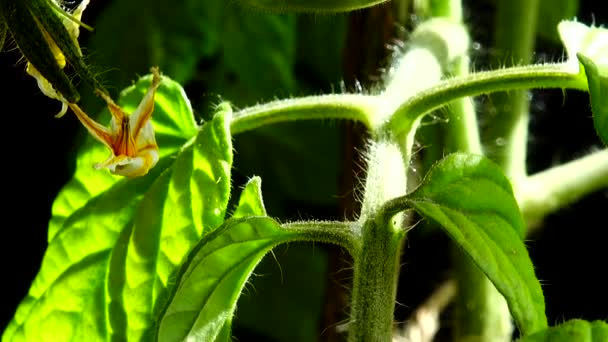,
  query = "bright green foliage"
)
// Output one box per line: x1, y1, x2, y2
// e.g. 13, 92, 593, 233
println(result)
518, 319, 608, 341
48, 74, 198, 242
114, 104, 233, 340
406, 153, 548, 336
156, 179, 299, 341
578, 54, 608, 146
2, 78, 232, 342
